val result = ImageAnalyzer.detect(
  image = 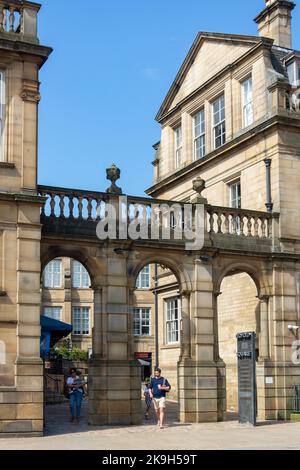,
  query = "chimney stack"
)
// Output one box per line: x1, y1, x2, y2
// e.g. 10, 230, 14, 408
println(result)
254, 0, 296, 49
